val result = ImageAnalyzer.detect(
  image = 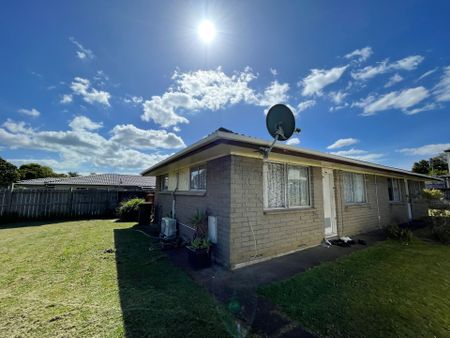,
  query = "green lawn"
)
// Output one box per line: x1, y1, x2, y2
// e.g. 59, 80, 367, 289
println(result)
260, 237, 450, 338
0, 220, 234, 337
